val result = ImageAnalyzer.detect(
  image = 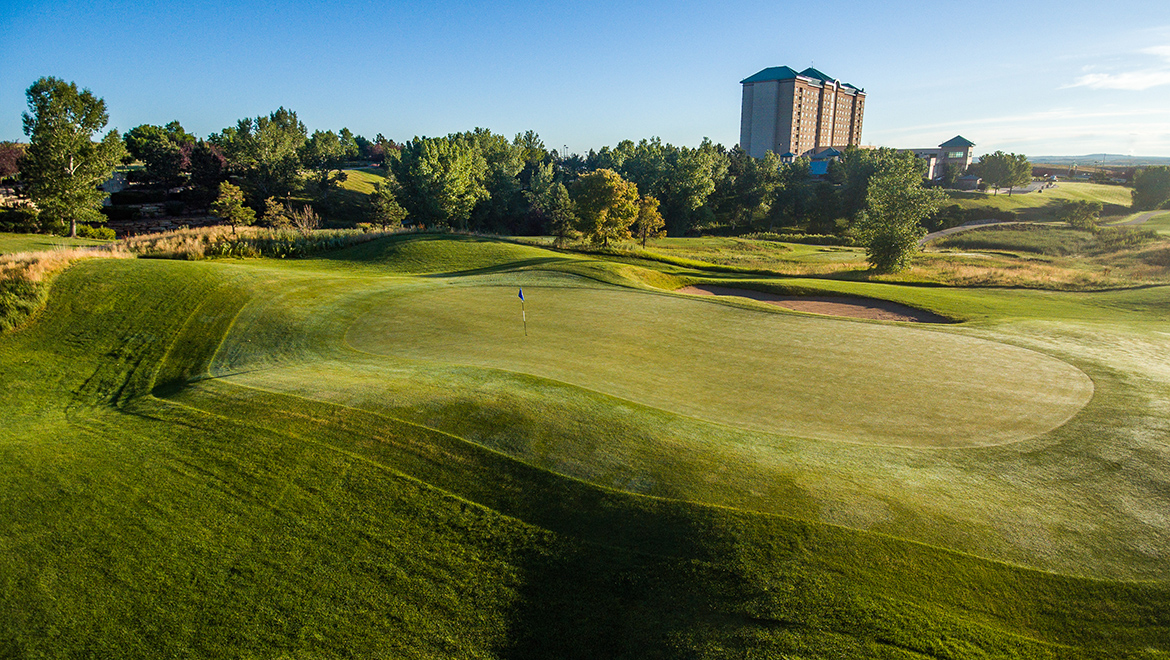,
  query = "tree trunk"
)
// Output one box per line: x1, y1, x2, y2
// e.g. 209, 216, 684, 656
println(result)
69, 217, 77, 238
